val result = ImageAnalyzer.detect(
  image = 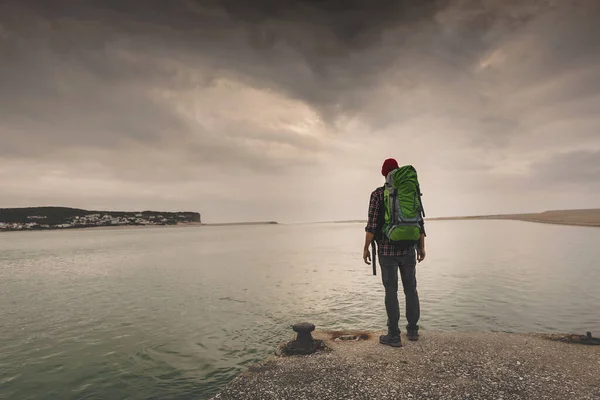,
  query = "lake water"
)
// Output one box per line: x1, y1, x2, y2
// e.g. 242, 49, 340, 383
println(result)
1, 221, 599, 399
